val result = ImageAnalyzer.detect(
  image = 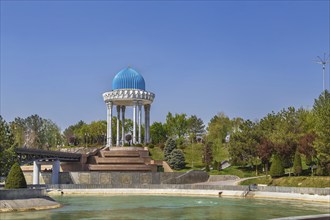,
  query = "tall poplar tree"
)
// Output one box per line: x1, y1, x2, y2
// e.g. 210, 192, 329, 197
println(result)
313, 90, 330, 175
